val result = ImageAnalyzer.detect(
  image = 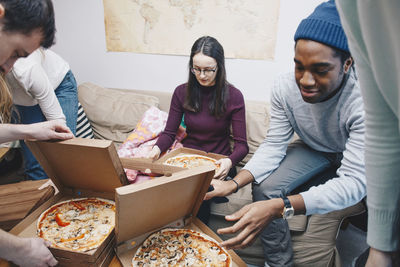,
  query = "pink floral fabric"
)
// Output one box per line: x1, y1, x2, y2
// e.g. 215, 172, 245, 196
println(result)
118, 106, 186, 183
